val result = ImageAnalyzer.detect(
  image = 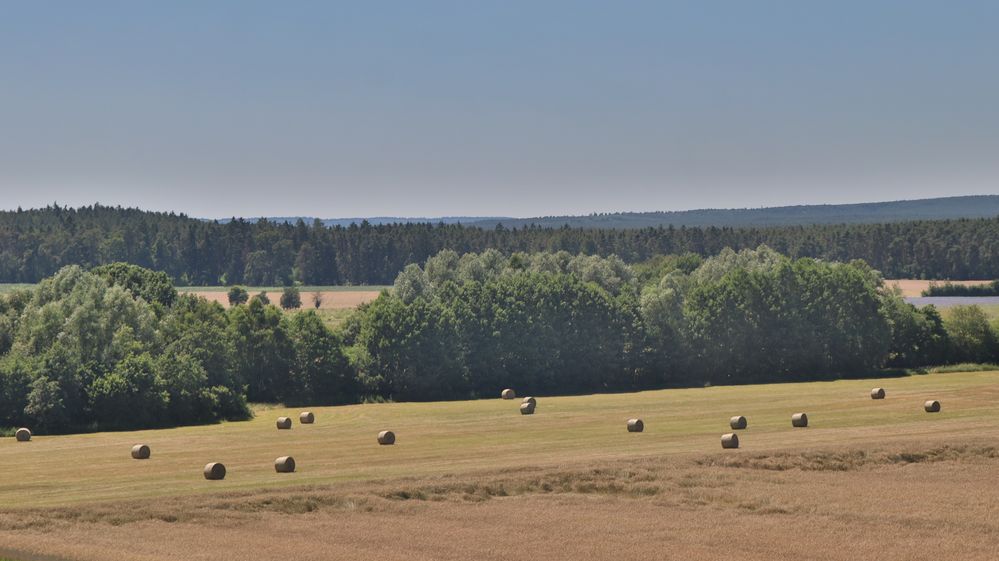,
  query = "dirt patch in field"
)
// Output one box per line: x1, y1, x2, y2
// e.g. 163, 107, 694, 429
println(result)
3, 438, 999, 561
190, 290, 381, 310
888, 279, 993, 297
